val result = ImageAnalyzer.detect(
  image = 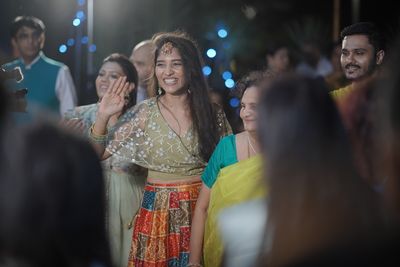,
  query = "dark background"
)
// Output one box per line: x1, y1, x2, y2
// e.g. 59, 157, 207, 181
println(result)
0, 0, 399, 106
